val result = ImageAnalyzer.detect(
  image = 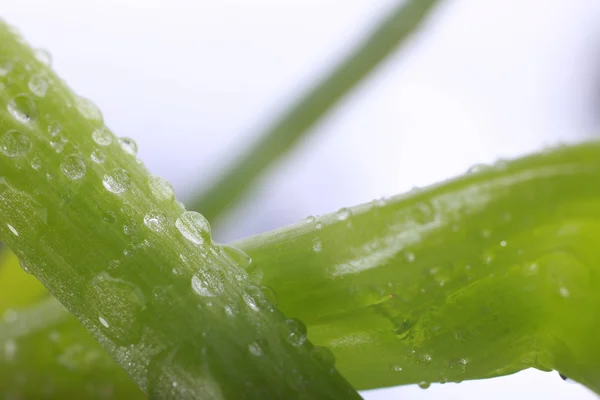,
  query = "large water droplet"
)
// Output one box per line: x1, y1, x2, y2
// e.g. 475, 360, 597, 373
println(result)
60, 154, 86, 180
176, 211, 211, 245
7, 94, 37, 124
336, 207, 351, 221
148, 176, 175, 201
0, 130, 30, 157
92, 127, 113, 146
102, 169, 131, 194
119, 137, 137, 156
76, 96, 103, 122
28, 74, 49, 97
144, 212, 167, 232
